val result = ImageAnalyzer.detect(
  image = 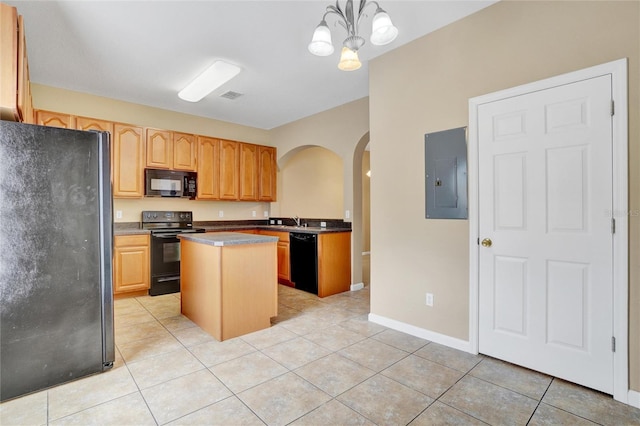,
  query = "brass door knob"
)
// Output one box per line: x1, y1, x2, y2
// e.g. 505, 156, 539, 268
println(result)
481, 238, 492, 247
